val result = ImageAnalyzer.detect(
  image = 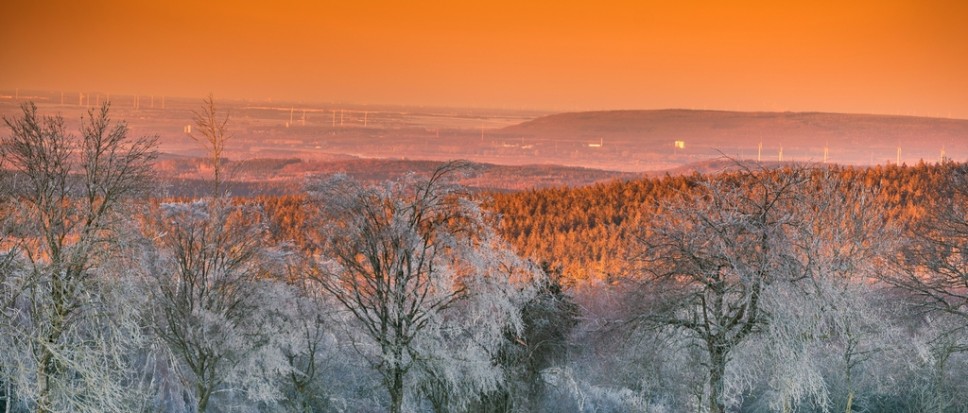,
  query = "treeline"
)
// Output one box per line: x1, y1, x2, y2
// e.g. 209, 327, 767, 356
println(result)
252, 161, 958, 283
242, 161, 958, 284
2, 102, 967, 412
488, 161, 957, 282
